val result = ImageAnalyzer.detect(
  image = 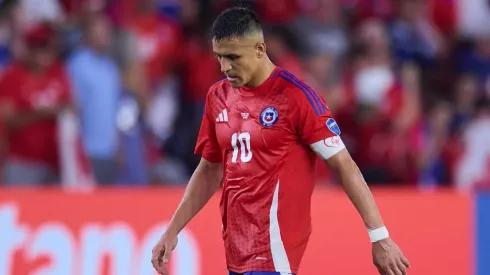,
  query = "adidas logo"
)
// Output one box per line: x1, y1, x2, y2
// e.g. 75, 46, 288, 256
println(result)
216, 109, 229, 122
